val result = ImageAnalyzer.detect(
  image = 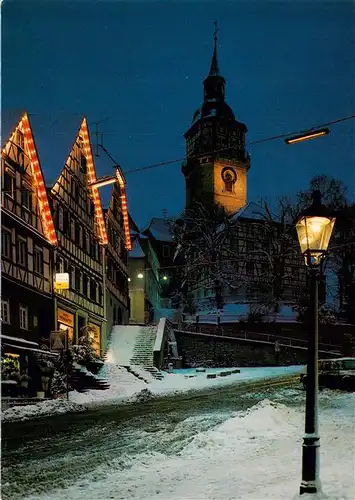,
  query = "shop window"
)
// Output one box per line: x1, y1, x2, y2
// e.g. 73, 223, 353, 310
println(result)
16, 237, 27, 266
1, 300, 10, 324
19, 303, 28, 330
2, 229, 12, 259
34, 247, 44, 274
